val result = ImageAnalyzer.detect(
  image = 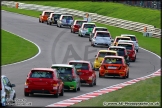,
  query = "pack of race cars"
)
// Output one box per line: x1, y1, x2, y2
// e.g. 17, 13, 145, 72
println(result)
1, 10, 140, 106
